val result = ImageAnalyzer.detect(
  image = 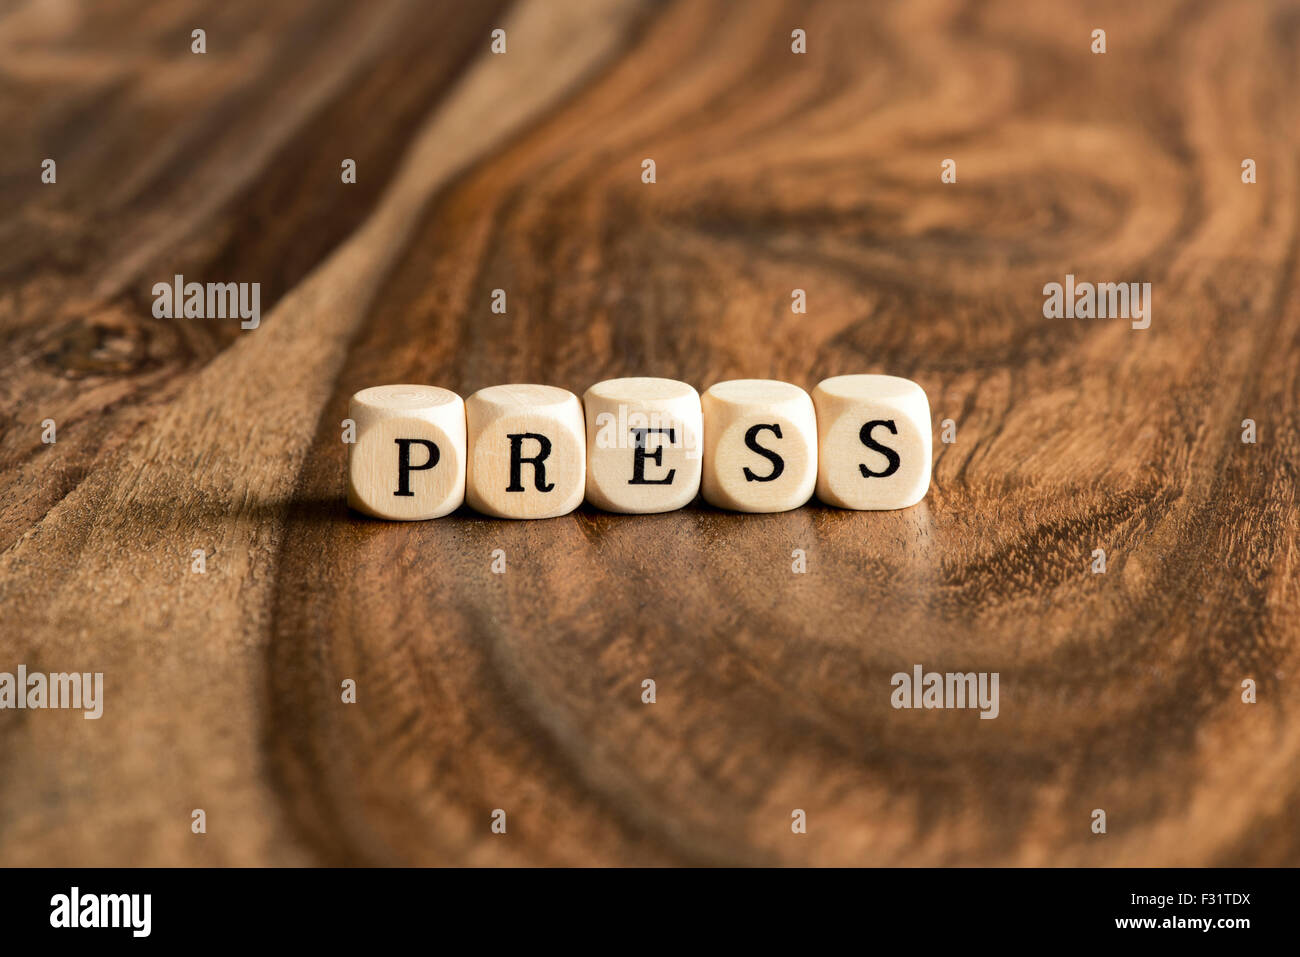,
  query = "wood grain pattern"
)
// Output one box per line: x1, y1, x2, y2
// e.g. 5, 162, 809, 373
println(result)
1, 0, 1297, 866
